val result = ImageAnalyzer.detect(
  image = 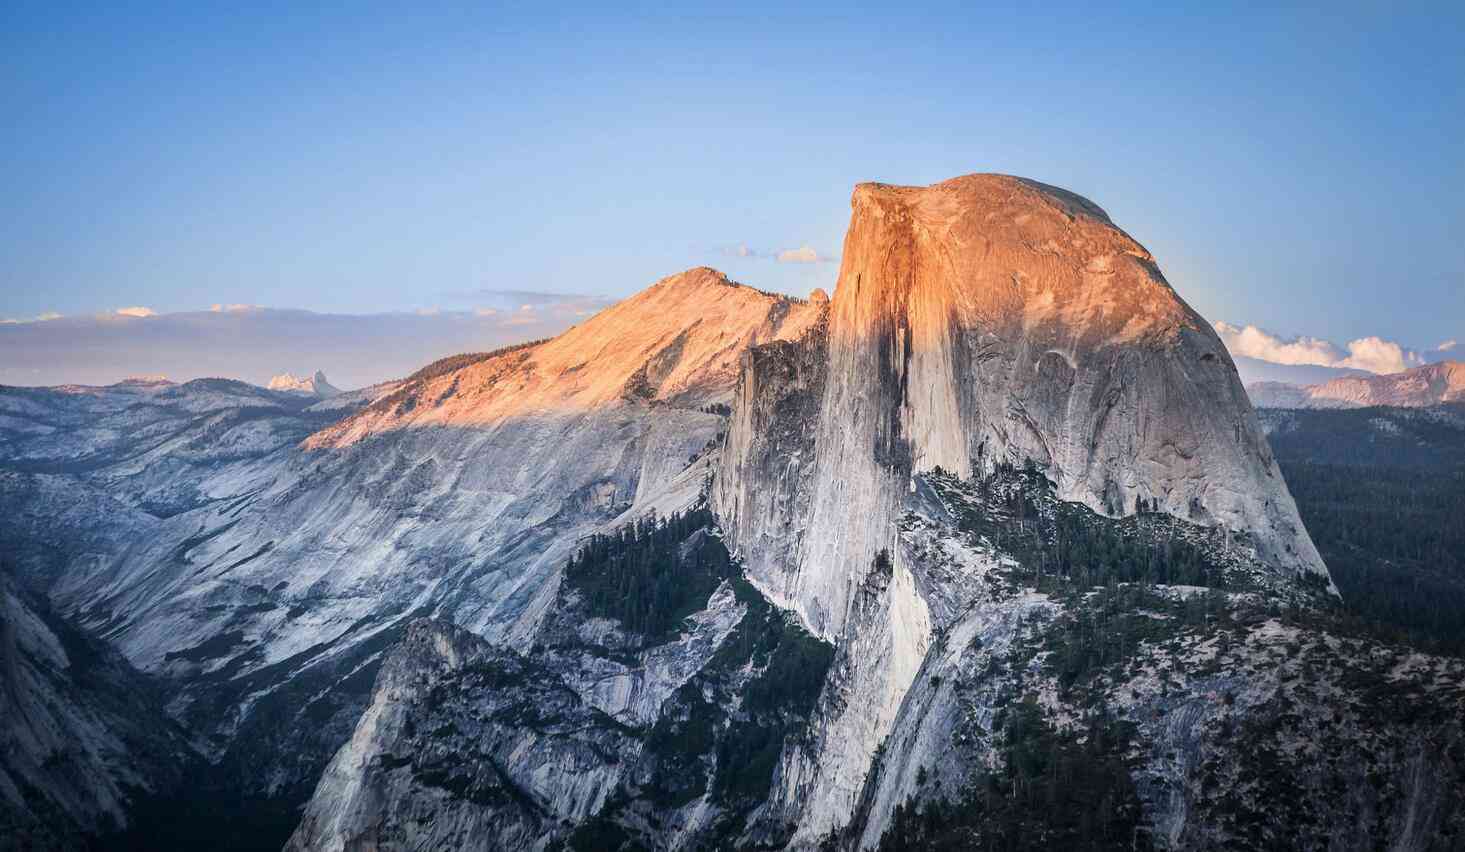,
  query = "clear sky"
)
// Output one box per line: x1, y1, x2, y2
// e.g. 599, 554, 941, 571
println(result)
3, 2, 1462, 366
